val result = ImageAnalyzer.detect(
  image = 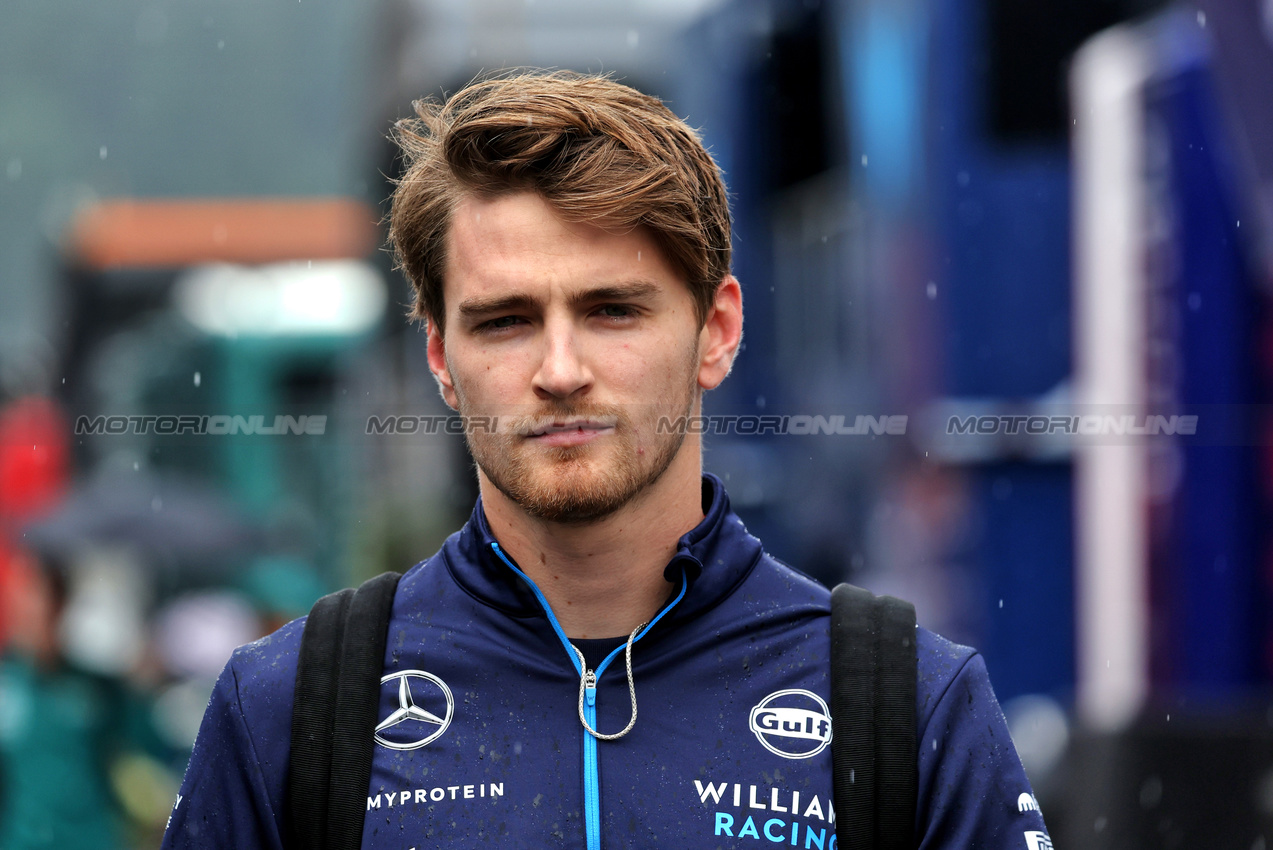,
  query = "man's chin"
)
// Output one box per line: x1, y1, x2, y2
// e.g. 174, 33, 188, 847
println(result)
521, 495, 631, 525
488, 465, 638, 524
